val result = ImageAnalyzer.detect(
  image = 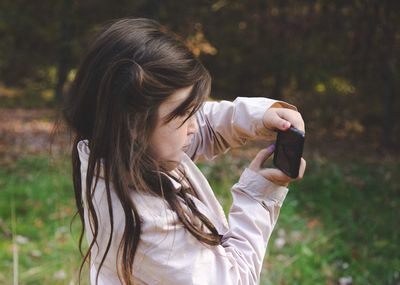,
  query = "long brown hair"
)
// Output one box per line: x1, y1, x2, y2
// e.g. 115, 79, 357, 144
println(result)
62, 18, 221, 285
